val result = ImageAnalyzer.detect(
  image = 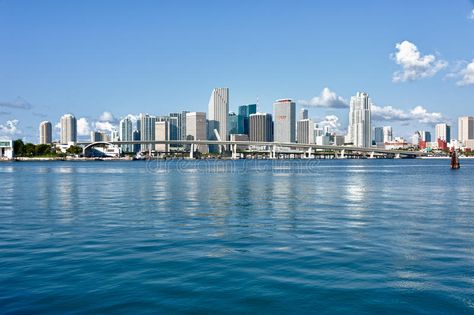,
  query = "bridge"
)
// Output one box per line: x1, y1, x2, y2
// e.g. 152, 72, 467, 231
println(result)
77, 140, 424, 159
